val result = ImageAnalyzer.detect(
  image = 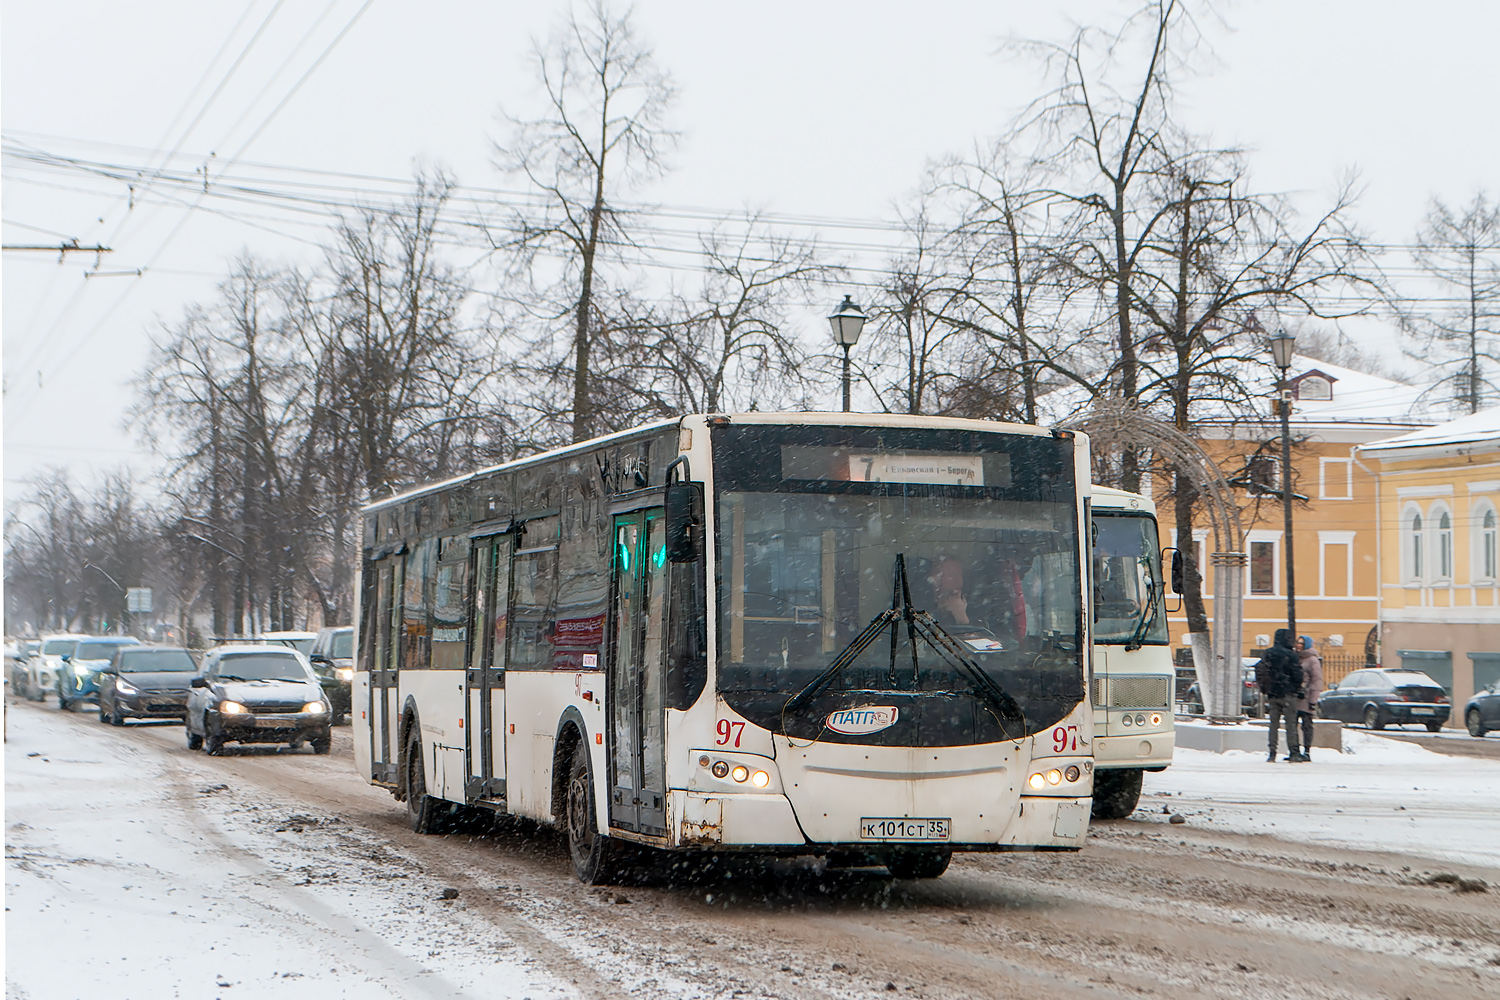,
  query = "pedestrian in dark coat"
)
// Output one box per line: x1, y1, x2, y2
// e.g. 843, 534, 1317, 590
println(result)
1296, 635, 1324, 757
1255, 629, 1304, 762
